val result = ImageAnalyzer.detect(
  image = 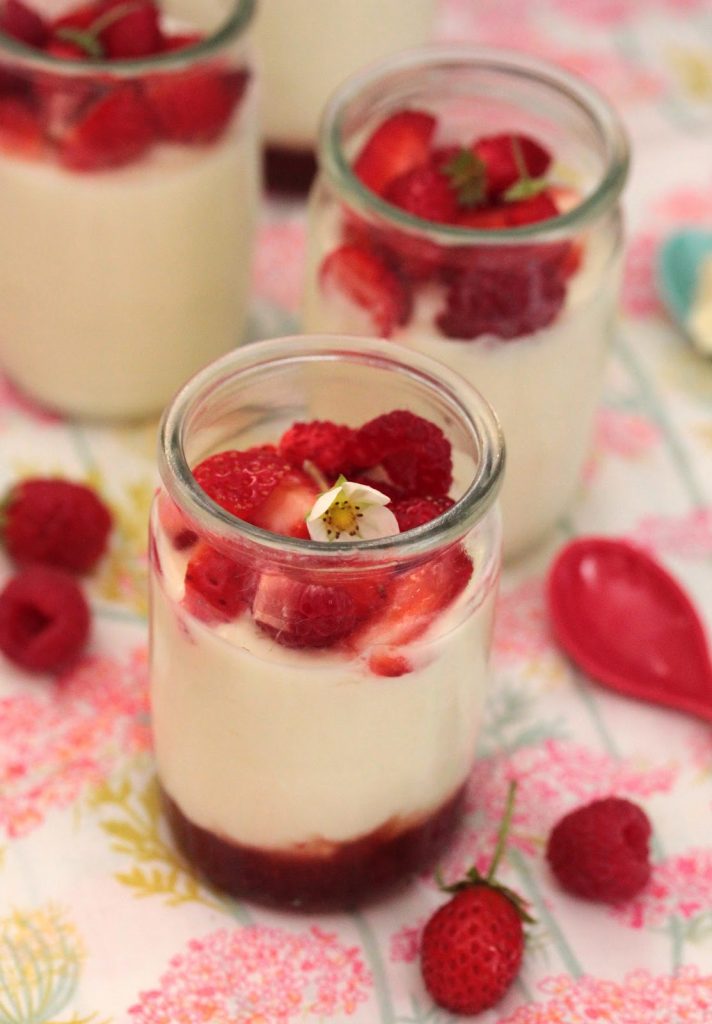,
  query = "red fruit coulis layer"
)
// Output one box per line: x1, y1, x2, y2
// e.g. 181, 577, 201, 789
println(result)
163, 783, 466, 910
